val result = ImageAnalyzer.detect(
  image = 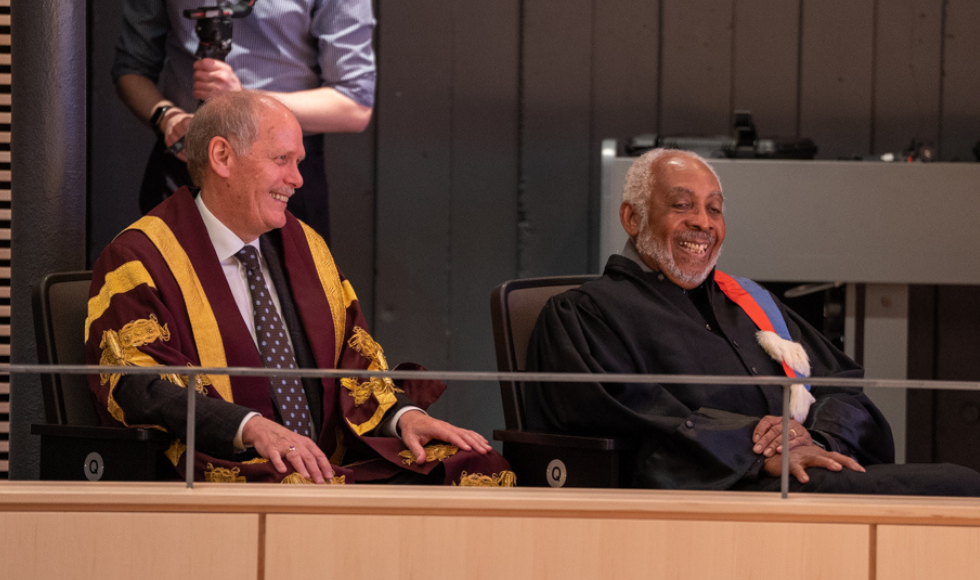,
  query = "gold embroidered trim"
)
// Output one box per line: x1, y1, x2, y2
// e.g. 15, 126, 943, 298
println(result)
398, 444, 459, 466
341, 327, 402, 435
85, 261, 157, 343
242, 457, 269, 465
126, 216, 232, 403
204, 463, 246, 483
300, 221, 347, 366
342, 279, 357, 308
454, 470, 518, 487
159, 370, 211, 395
340, 377, 403, 407
98, 315, 171, 424
165, 440, 186, 467
348, 326, 389, 370
281, 473, 346, 485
